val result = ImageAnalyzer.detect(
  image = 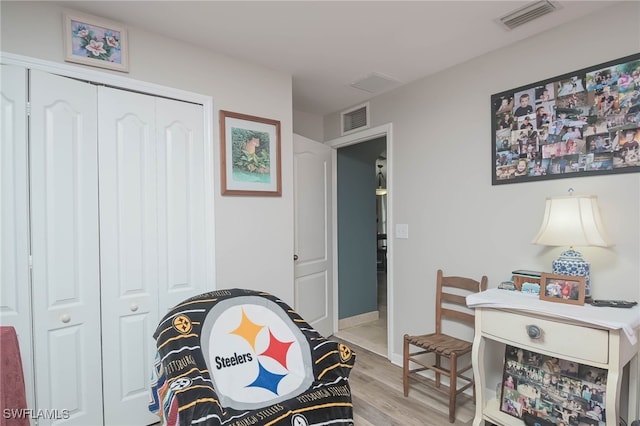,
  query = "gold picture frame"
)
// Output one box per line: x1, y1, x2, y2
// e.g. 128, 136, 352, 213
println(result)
539, 273, 586, 305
